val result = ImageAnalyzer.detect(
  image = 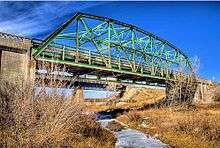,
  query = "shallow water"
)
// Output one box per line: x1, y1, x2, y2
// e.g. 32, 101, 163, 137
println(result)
99, 119, 168, 148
